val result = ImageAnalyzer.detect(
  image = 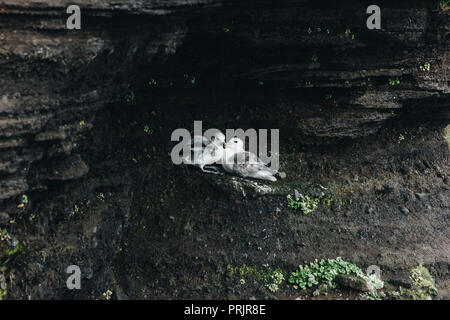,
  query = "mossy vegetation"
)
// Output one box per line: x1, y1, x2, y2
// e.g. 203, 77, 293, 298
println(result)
0, 274, 6, 300
284, 182, 347, 215
286, 194, 319, 214
365, 291, 381, 300
1, 228, 24, 267
288, 257, 383, 291
444, 125, 450, 149
388, 77, 401, 86
0, 230, 23, 300
405, 265, 438, 300
227, 264, 286, 293
438, 0, 449, 12
419, 63, 431, 72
